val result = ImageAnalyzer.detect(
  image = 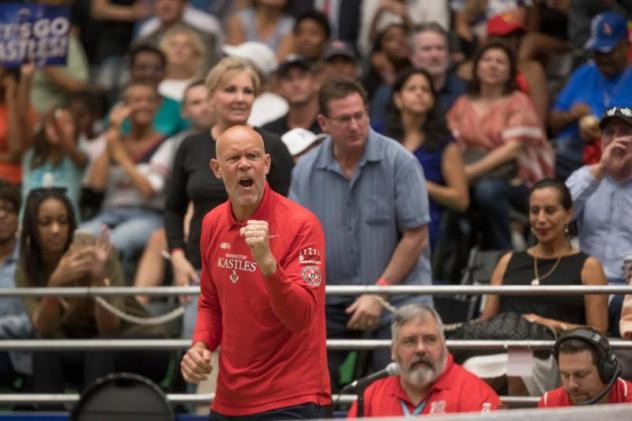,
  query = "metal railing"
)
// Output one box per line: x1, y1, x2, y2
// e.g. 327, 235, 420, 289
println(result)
0, 393, 539, 405
1, 338, 632, 351
1, 284, 632, 298
1, 284, 630, 411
